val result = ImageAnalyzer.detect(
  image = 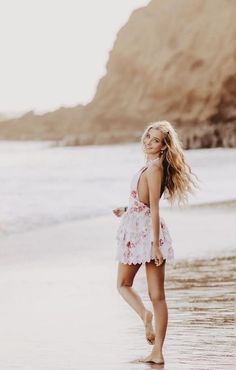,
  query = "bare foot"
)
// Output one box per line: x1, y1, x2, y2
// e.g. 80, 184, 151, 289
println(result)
143, 309, 155, 345
139, 350, 164, 364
